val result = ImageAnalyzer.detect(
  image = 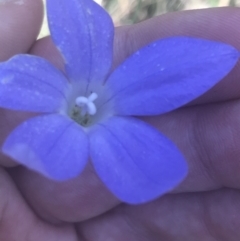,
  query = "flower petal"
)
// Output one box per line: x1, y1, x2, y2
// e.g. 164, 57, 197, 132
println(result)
105, 37, 239, 116
2, 114, 88, 180
0, 54, 69, 112
47, 0, 114, 88
89, 116, 187, 204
